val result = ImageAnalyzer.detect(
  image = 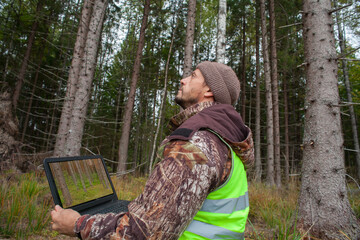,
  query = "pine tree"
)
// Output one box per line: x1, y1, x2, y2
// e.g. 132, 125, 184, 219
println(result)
297, 0, 360, 238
